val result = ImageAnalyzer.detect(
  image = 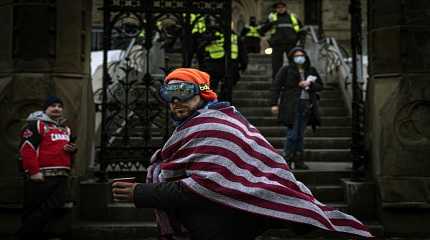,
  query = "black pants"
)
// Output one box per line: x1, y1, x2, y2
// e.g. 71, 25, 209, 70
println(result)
18, 176, 68, 240
244, 37, 261, 53
271, 44, 295, 80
